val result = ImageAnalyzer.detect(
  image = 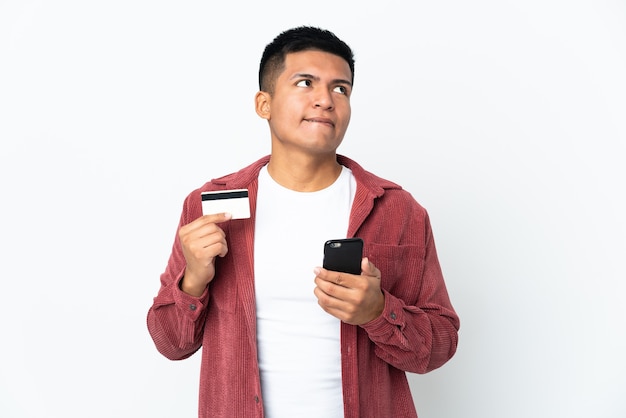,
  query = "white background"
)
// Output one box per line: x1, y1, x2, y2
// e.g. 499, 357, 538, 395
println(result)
1, 1, 625, 417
